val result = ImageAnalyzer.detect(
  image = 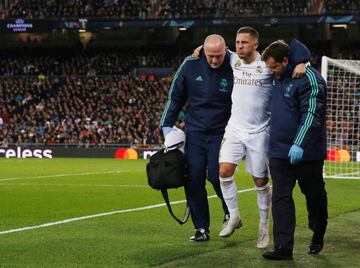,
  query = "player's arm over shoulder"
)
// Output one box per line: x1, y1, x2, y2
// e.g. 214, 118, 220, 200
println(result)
289, 39, 310, 65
